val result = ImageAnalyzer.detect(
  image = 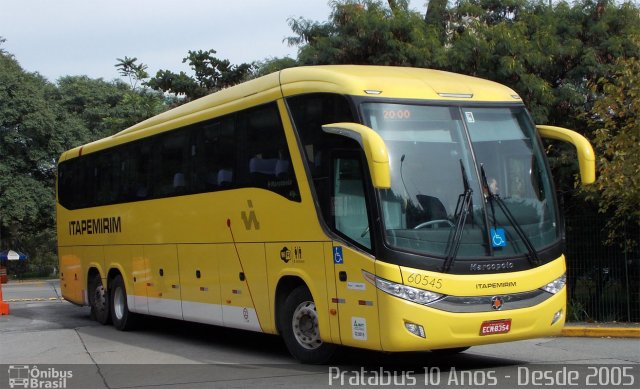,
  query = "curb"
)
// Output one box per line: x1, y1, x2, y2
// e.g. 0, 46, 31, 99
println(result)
562, 326, 640, 338
4, 297, 63, 302
5, 279, 58, 286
